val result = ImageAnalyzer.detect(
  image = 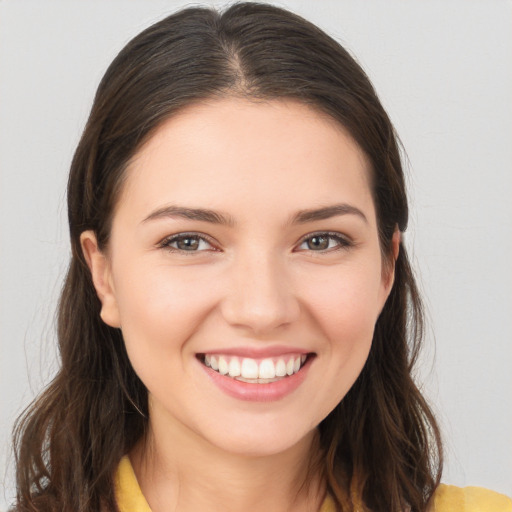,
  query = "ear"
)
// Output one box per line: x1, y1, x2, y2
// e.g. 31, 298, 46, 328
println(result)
80, 230, 121, 328
380, 228, 401, 305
